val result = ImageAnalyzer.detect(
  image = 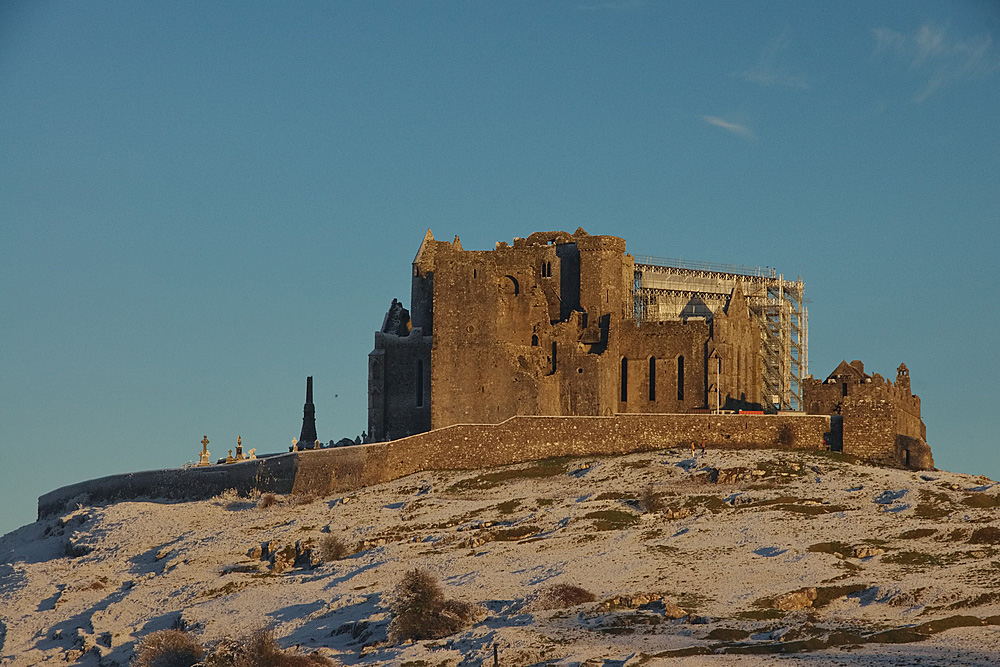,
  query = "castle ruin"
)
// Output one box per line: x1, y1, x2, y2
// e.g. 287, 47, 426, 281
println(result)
368, 229, 932, 471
